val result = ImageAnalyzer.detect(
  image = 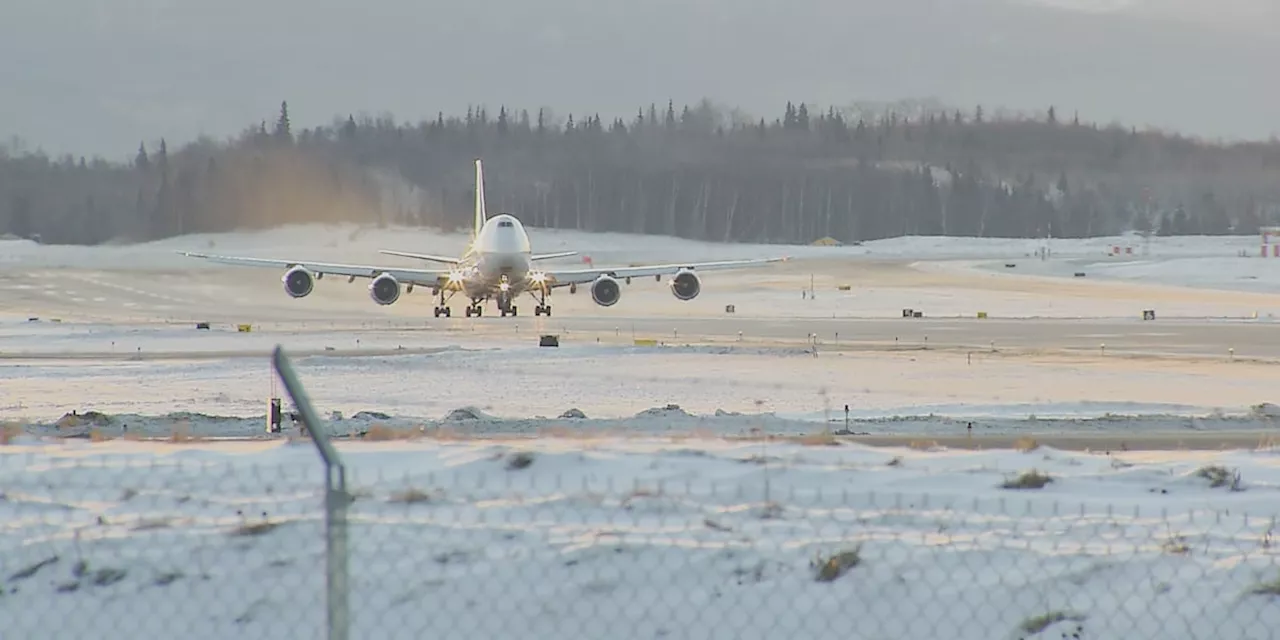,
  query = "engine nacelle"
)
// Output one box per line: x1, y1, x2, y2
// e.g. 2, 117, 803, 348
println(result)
671, 269, 701, 301
590, 275, 621, 307
368, 273, 401, 306
282, 266, 315, 298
